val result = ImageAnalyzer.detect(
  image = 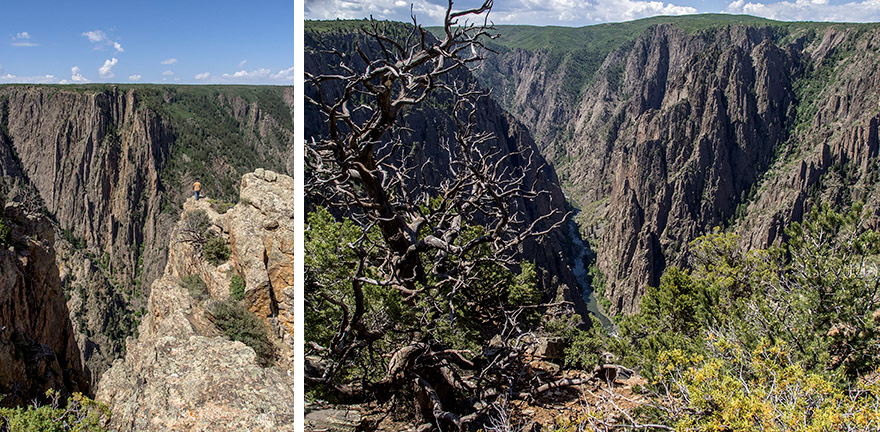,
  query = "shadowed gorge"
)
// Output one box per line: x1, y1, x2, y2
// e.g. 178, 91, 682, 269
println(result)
464, 16, 880, 314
